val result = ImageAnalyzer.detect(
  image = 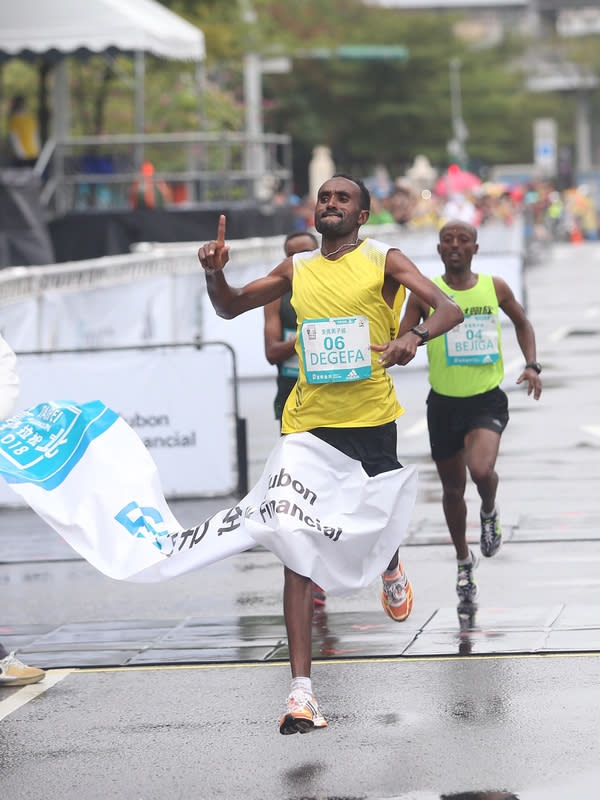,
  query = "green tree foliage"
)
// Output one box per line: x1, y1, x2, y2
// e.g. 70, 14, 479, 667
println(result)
253, 0, 571, 183
67, 55, 242, 137
158, 0, 245, 62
